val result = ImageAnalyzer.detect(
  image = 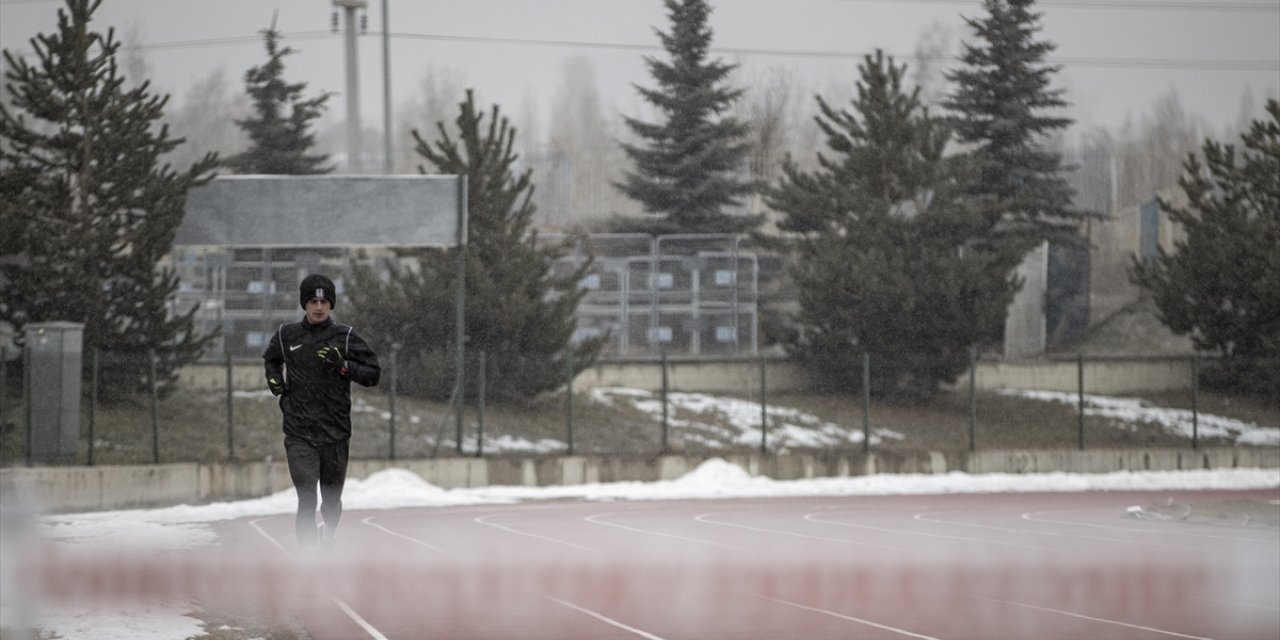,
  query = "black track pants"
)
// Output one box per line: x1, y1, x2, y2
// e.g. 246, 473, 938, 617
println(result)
285, 436, 350, 546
